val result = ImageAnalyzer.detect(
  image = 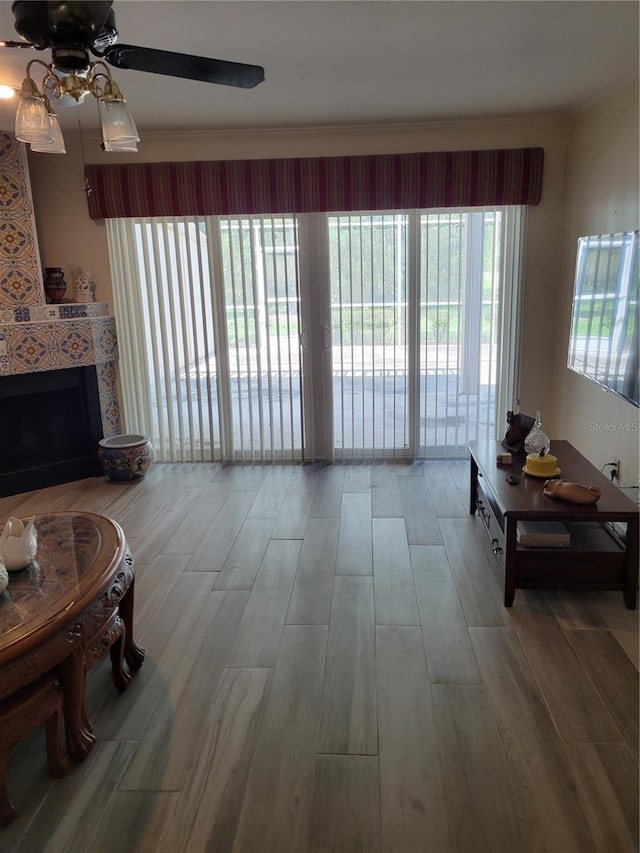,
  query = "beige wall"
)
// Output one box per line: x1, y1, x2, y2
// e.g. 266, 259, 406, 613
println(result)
27, 113, 570, 425
551, 77, 639, 487
21, 82, 640, 478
